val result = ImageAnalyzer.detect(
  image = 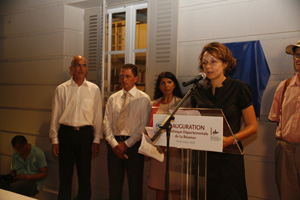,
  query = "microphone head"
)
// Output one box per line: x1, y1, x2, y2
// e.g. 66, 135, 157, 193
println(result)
182, 72, 207, 87
199, 72, 206, 79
